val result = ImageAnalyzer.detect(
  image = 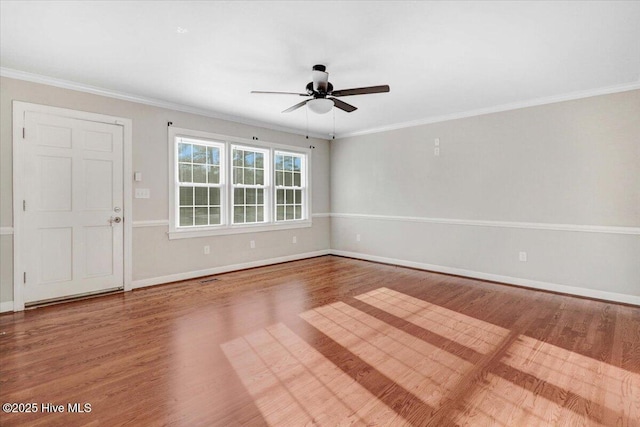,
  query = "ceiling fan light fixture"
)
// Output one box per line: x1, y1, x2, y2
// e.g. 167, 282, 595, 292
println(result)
307, 98, 333, 114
